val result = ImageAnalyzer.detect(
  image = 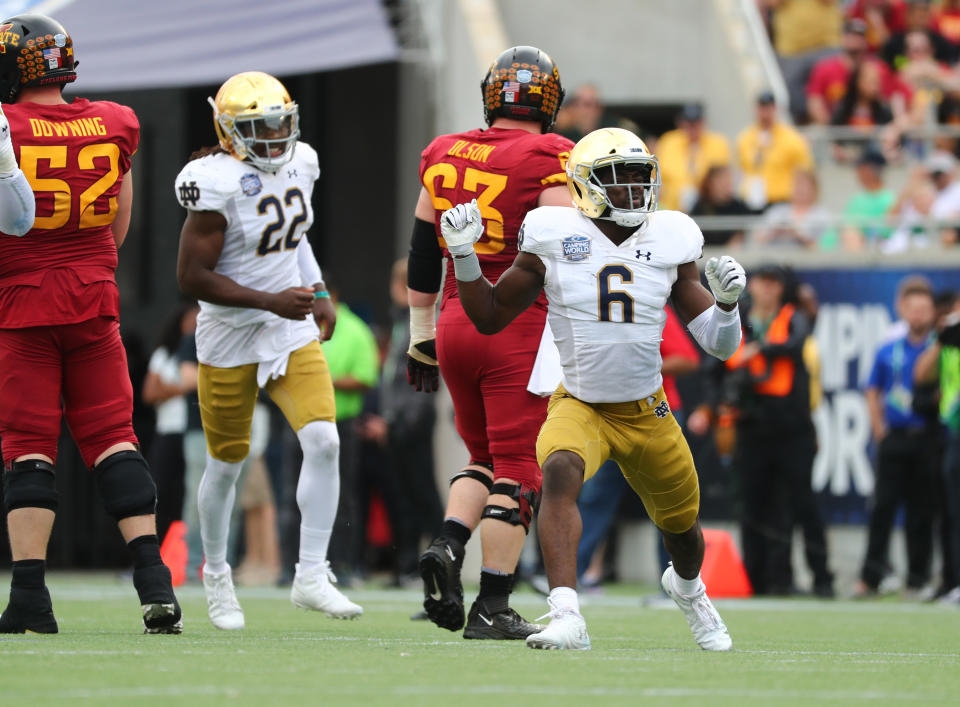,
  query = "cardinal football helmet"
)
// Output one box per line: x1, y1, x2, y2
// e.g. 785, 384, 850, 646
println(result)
0, 14, 77, 103
481, 45, 564, 132
209, 71, 299, 173
566, 128, 661, 228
